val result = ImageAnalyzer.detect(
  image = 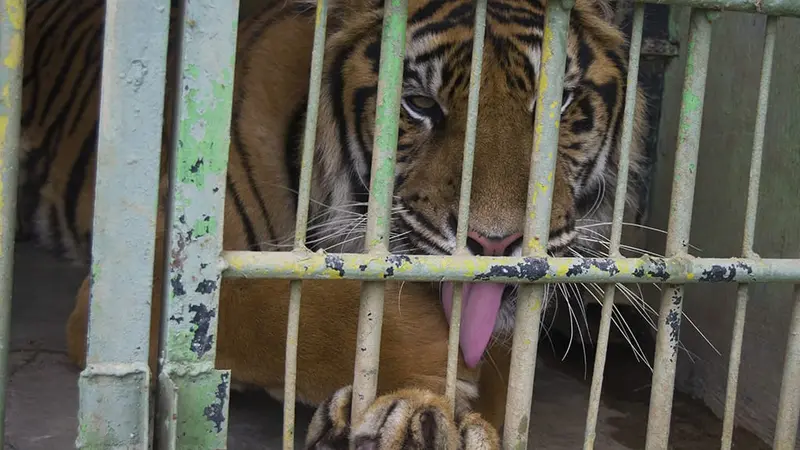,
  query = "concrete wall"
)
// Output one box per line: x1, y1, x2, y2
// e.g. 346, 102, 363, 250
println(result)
644, 8, 800, 445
